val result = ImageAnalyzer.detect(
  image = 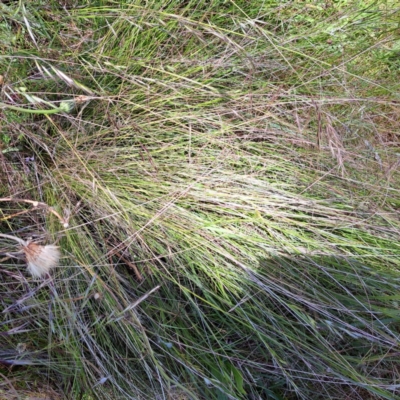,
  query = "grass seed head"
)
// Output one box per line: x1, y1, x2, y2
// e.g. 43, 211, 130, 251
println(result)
23, 242, 61, 278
